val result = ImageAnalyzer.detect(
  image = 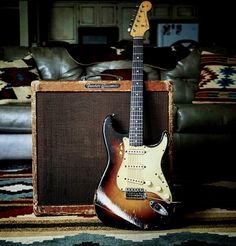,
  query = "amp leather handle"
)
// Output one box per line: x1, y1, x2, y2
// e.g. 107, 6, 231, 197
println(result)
81, 73, 123, 81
